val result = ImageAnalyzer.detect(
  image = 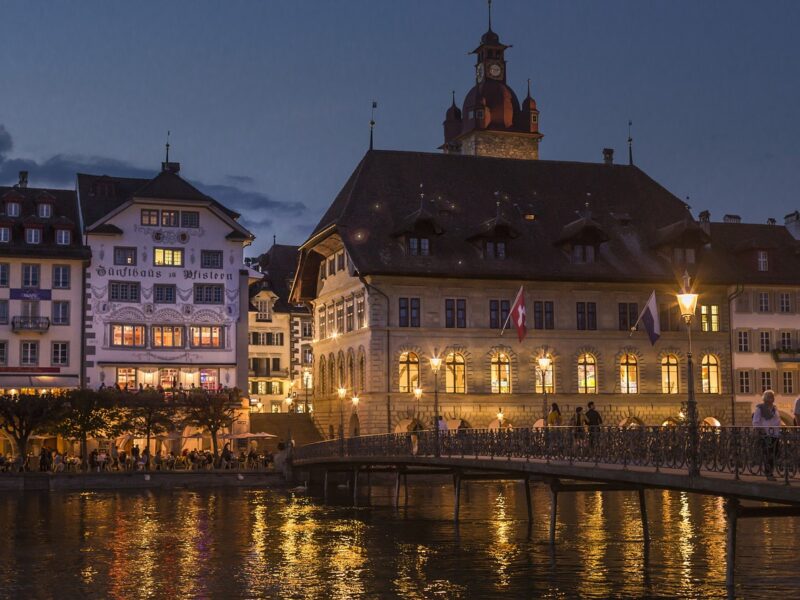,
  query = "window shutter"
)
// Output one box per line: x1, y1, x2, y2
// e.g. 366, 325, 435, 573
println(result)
735, 293, 750, 313
770, 291, 778, 313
